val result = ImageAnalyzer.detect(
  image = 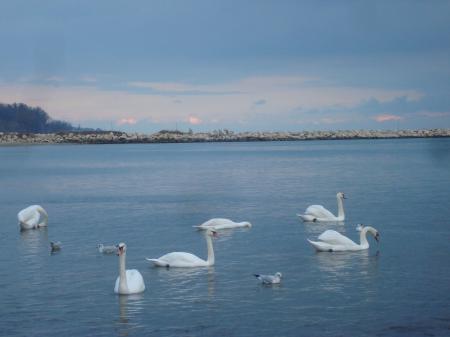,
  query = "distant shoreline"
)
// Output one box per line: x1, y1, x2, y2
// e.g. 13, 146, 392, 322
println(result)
1, 129, 450, 145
